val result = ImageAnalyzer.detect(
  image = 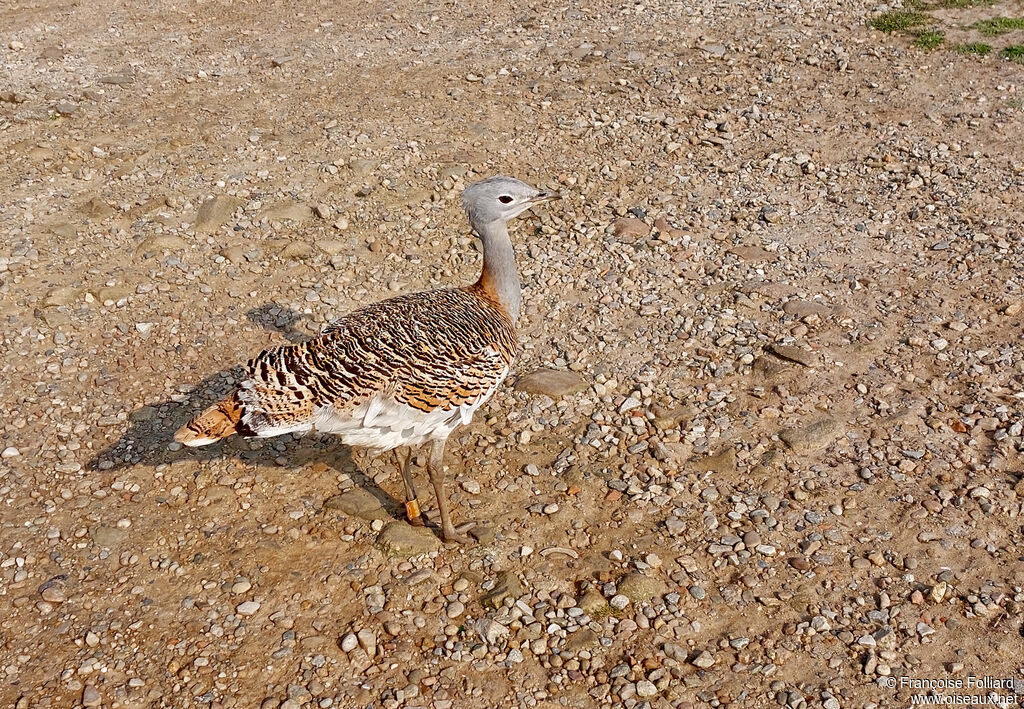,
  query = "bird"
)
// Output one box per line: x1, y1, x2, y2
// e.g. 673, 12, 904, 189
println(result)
174, 175, 558, 543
